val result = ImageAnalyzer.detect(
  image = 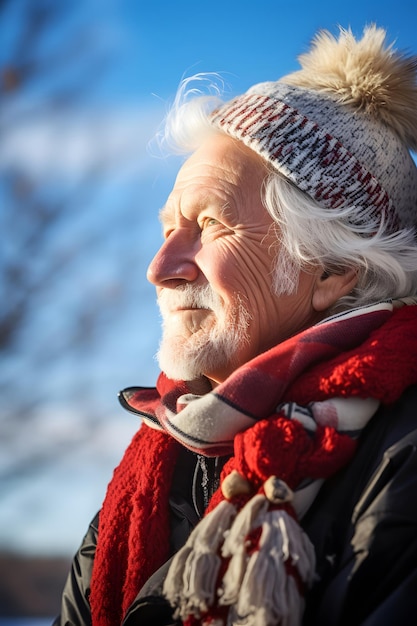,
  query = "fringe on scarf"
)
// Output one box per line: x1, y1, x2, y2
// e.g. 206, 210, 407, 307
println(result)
92, 302, 417, 626
163, 408, 367, 626
163, 479, 316, 626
